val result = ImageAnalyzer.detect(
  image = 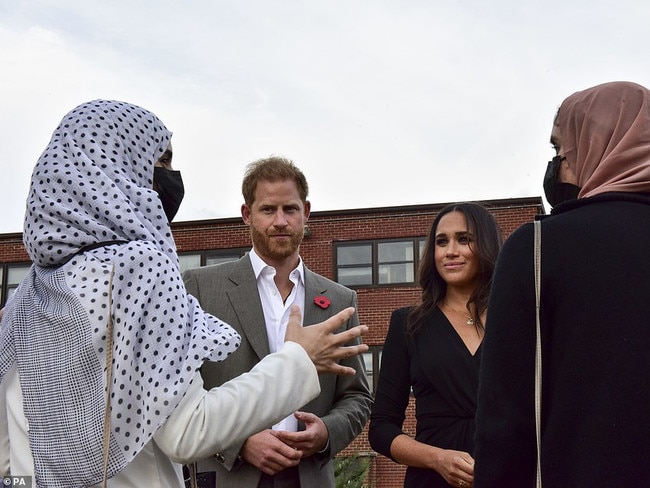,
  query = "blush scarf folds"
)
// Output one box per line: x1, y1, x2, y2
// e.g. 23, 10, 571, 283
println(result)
0, 100, 240, 487
556, 80, 650, 198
